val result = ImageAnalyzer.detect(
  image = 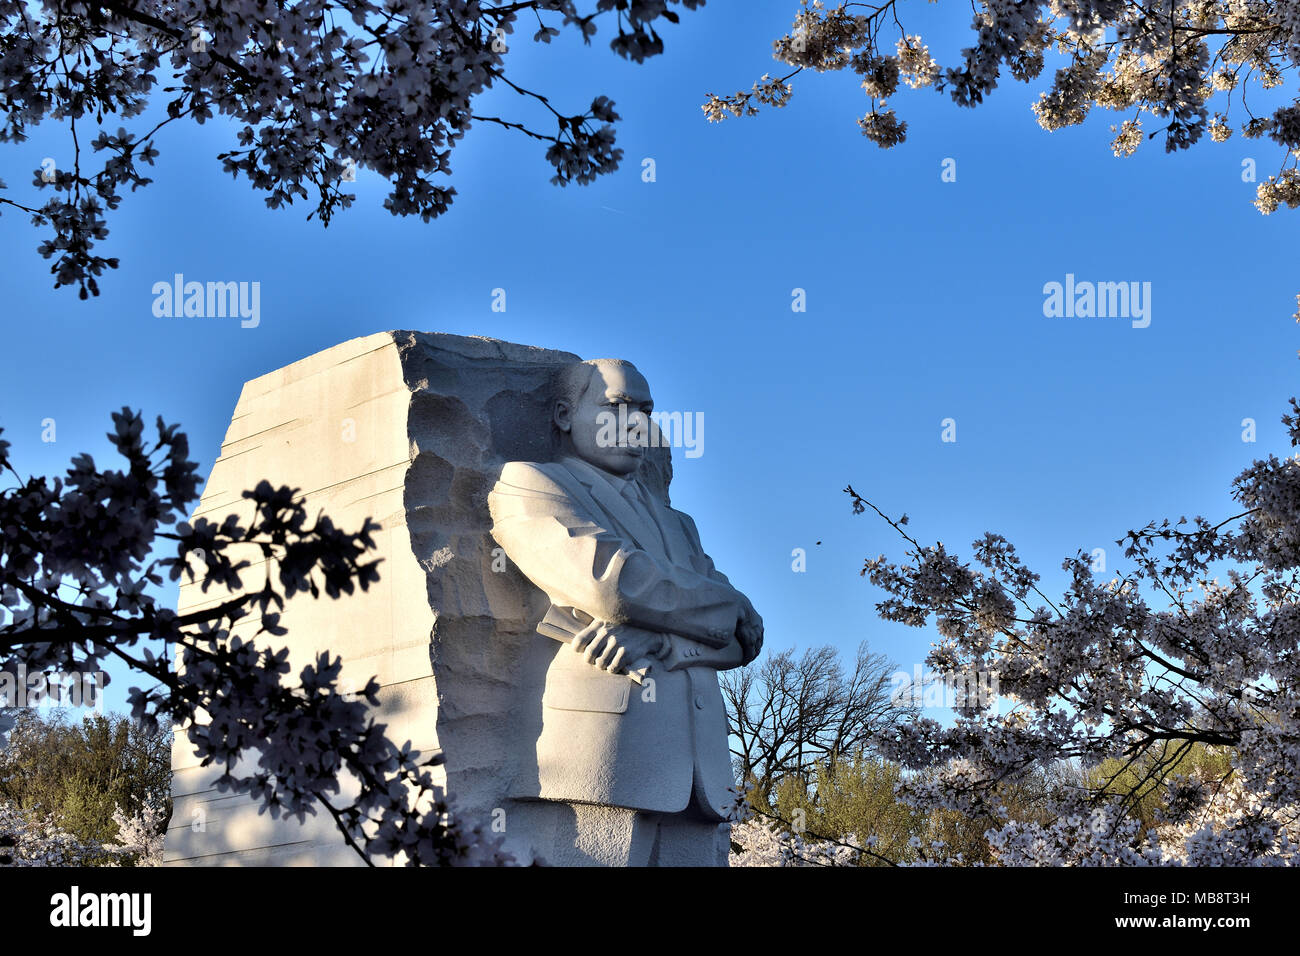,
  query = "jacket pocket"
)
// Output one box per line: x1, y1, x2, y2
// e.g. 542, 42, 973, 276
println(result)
543, 666, 630, 714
